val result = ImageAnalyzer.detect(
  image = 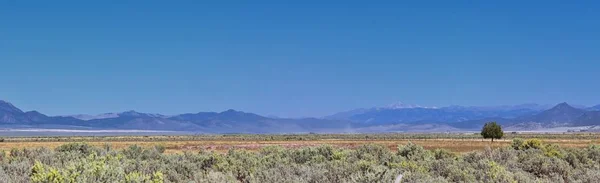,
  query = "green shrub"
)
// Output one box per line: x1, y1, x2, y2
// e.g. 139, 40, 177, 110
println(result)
512, 139, 565, 158
55, 142, 98, 155
511, 138, 525, 150
0, 139, 596, 182
397, 142, 432, 161
432, 148, 457, 160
